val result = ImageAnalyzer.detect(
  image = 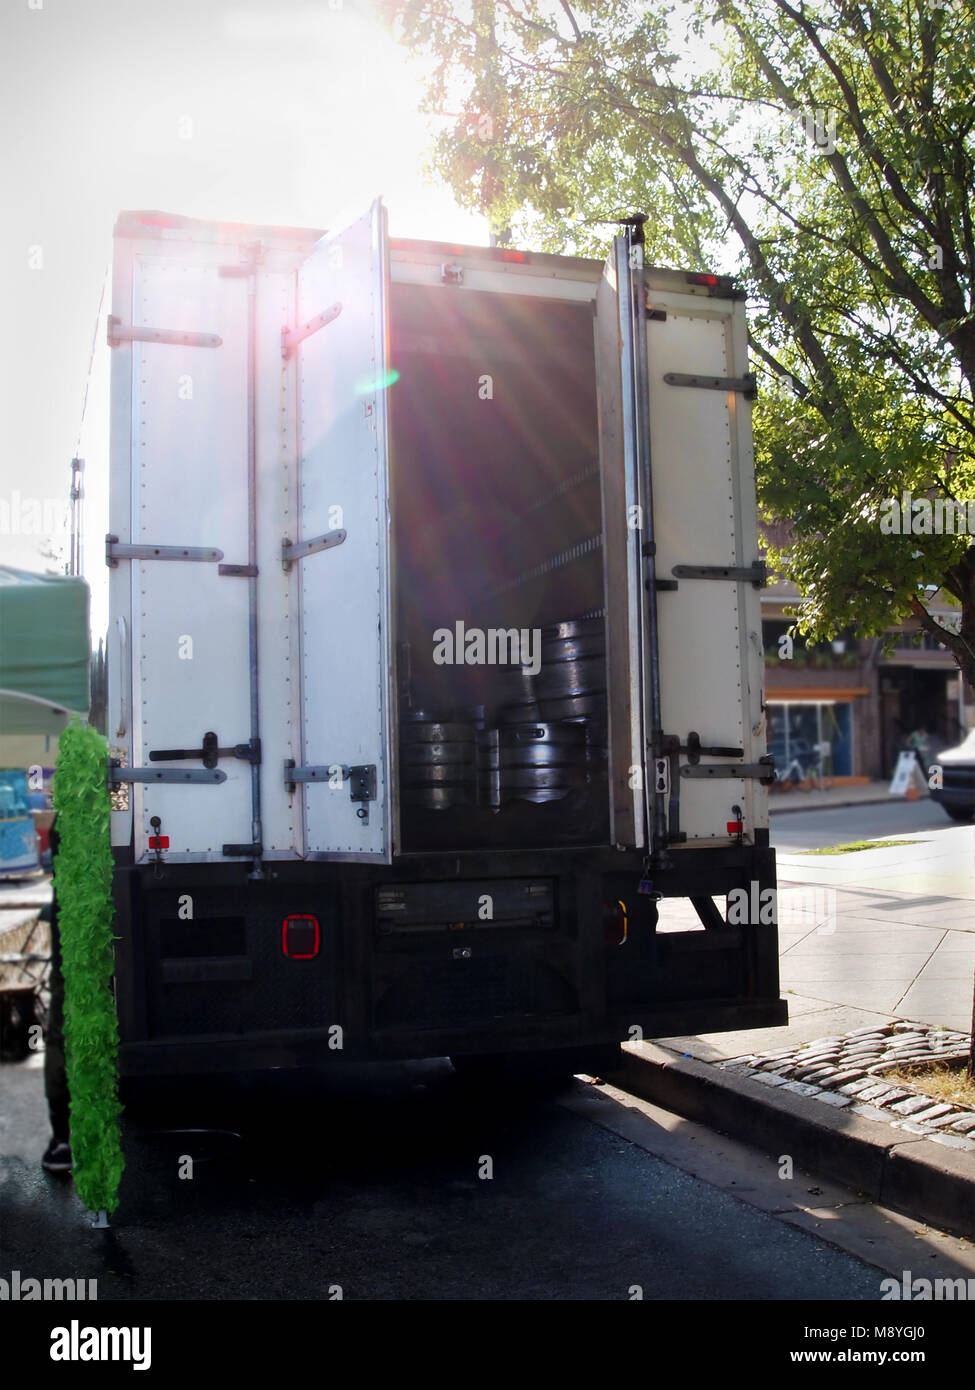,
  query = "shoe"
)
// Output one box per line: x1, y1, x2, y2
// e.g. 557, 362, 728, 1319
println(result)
42, 1138, 72, 1173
